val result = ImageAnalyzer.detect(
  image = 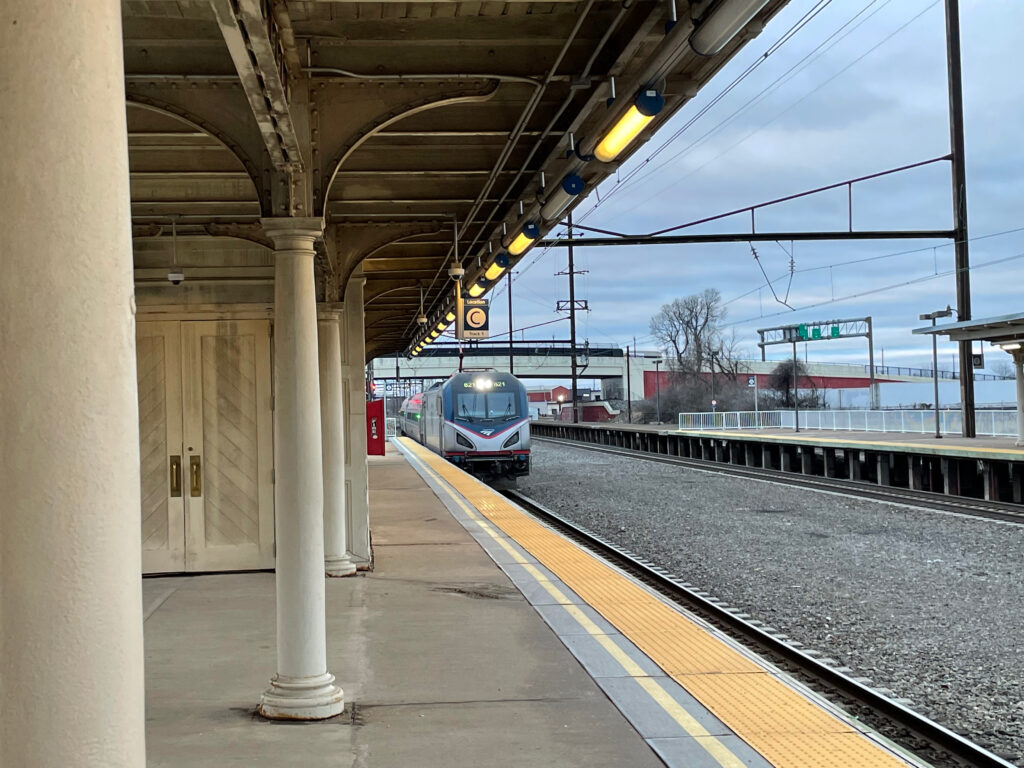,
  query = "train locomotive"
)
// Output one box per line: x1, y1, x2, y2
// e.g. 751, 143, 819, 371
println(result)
399, 371, 530, 480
